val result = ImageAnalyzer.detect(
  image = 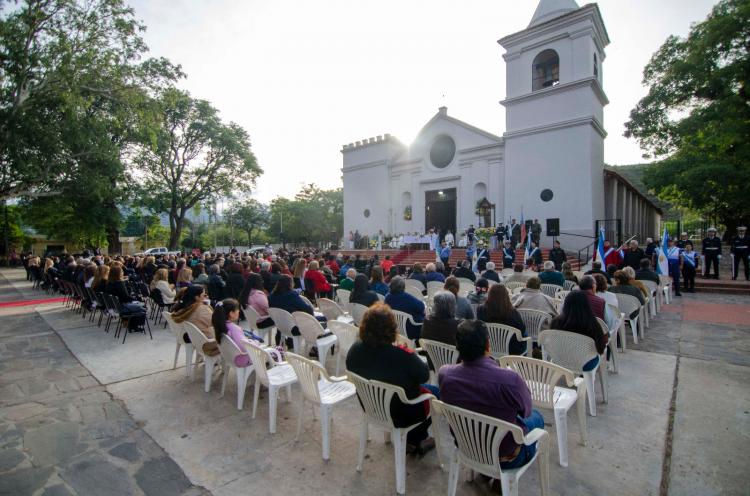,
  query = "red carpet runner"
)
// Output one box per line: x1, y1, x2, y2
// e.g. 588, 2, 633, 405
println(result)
0, 297, 66, 308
